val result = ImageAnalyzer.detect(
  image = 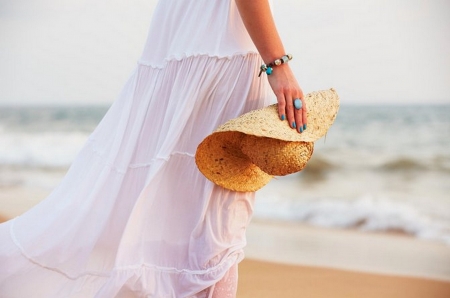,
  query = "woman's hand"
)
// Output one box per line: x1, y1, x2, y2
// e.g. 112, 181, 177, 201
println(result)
235, 0, 307, 133
267, 64, 307, 133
